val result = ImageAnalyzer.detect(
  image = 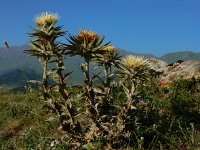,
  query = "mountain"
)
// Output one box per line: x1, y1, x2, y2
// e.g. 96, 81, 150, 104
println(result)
160, 51, 200, 64
0, 68, 41, 86
0, 45, 140, 87
0, 45, 41, 76
0, 45, 83, 86
0, 45, 200, 88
